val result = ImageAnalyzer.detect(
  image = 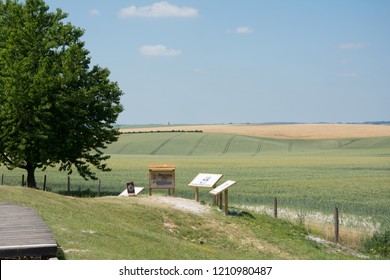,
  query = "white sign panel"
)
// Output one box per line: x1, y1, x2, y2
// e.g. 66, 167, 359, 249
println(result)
119, 187, 144, 196
188, 173, 223, 188
150, 171, 175, 189
210, 180, 236, 195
